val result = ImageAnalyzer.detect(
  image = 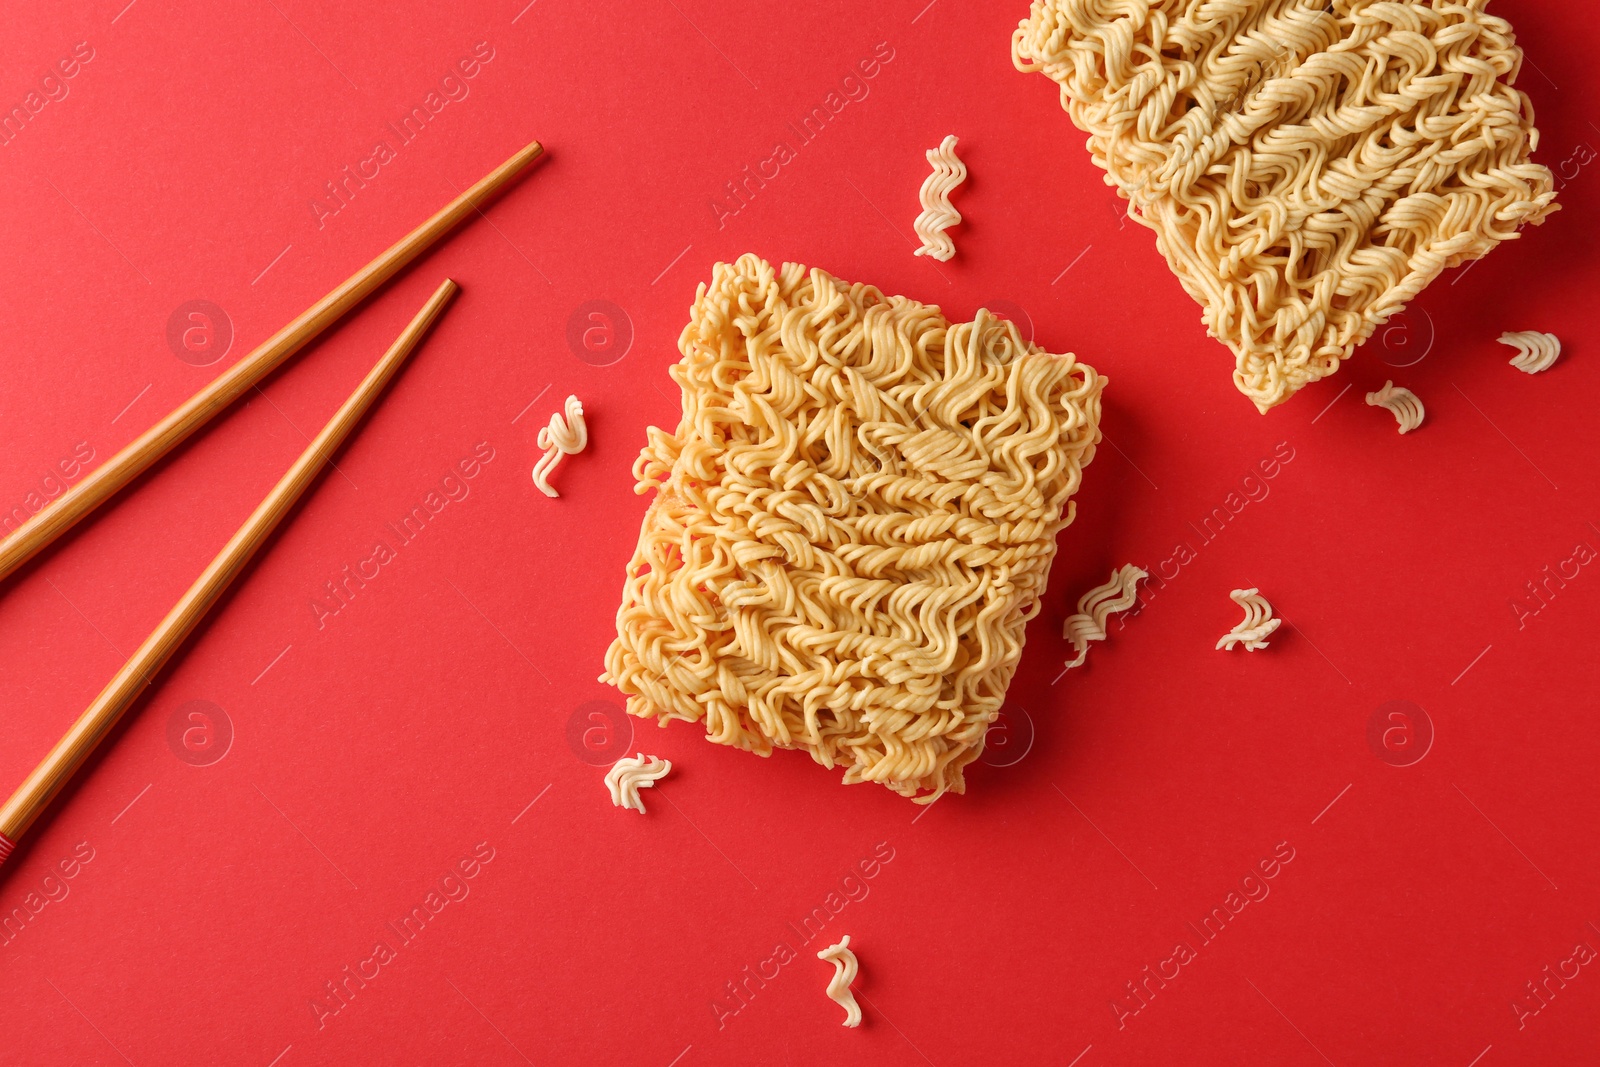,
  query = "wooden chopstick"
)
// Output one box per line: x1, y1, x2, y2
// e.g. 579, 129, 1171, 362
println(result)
0, 140, 543, 586
0, 278, 459, 865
